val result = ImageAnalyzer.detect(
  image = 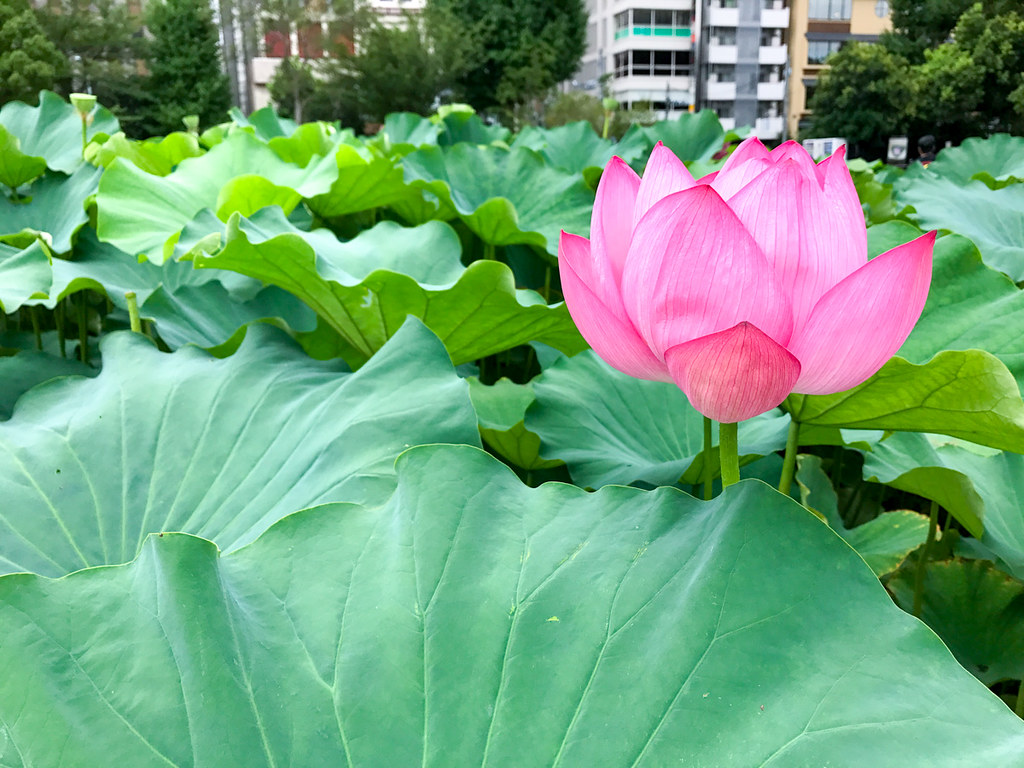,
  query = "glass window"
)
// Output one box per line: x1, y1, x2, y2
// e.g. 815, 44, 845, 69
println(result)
614, 11, 628, 30
614, 51, 629, 77
708, 101, 734, 118
761, 29, 785, 45
675, 10, 692, 26
758, 64, 783, 82
709, 26, 737, 45
807, 40, 842, 64
654, 9, 673, 26
808, 0, 851, 20
633, 9, 652, 25
709, 63, 736, 82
